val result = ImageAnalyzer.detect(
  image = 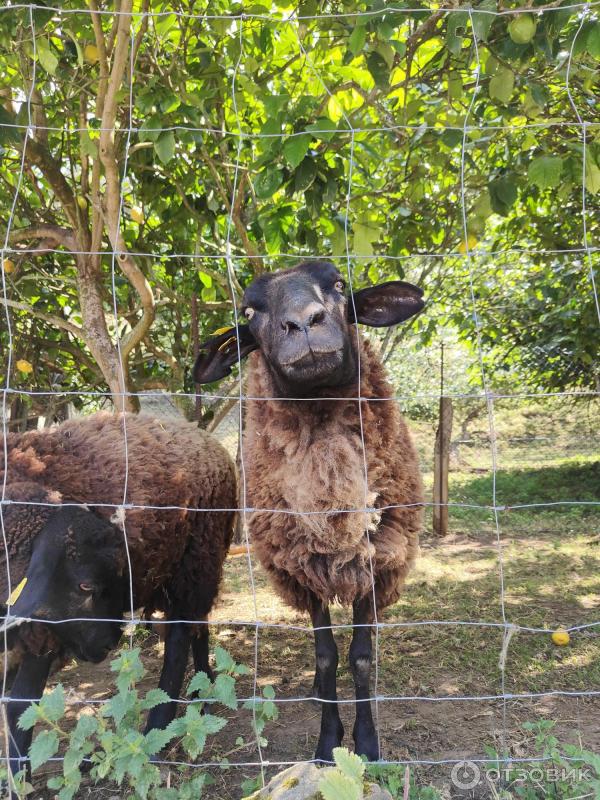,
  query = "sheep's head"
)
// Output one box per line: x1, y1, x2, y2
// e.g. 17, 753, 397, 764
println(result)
194, 260, 424, 396
3, 505, 126, 663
